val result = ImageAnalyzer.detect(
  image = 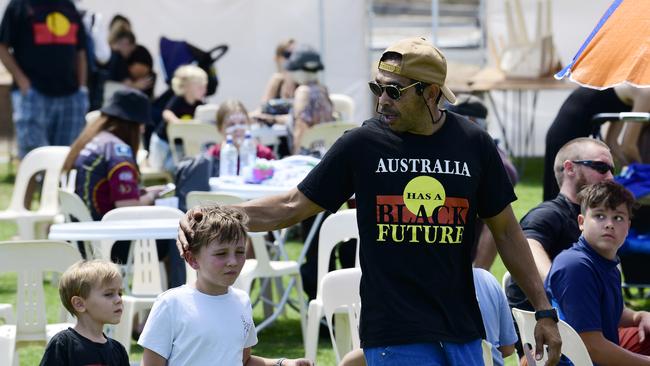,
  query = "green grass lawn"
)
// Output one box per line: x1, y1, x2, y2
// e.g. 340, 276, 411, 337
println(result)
0, 158, 645, 366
